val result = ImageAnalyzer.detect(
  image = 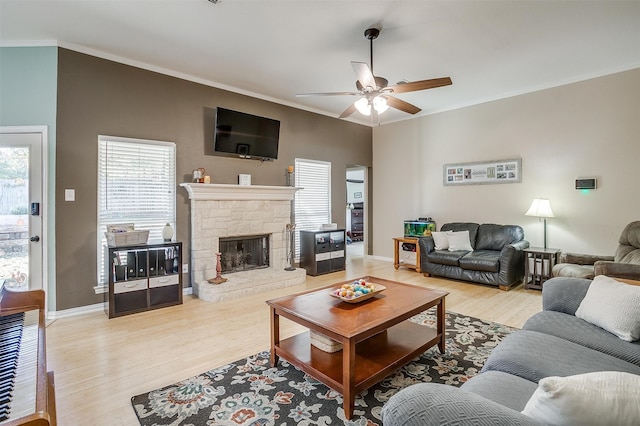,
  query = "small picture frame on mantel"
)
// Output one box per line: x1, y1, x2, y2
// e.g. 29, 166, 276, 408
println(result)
238, 174, 251, 186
